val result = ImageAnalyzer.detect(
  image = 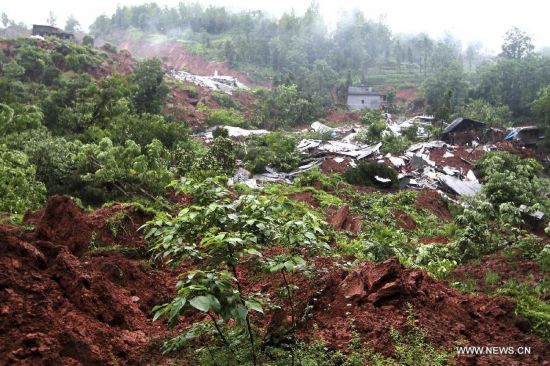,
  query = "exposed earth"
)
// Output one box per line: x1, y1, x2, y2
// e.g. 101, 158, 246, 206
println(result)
1, 195, 549, 365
